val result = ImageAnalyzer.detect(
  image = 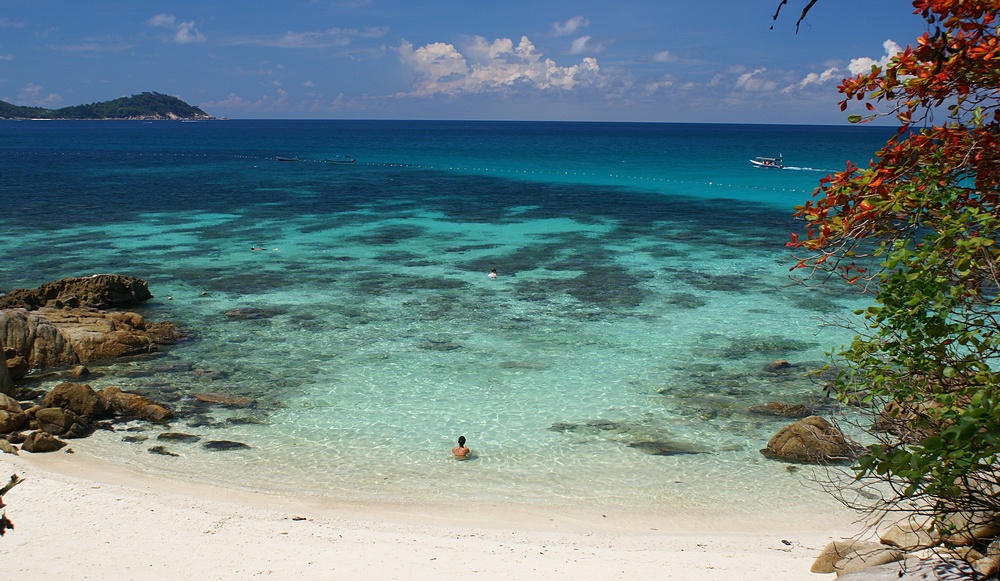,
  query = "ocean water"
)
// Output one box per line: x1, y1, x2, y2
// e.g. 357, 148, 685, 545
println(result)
1, 120, 895, 523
